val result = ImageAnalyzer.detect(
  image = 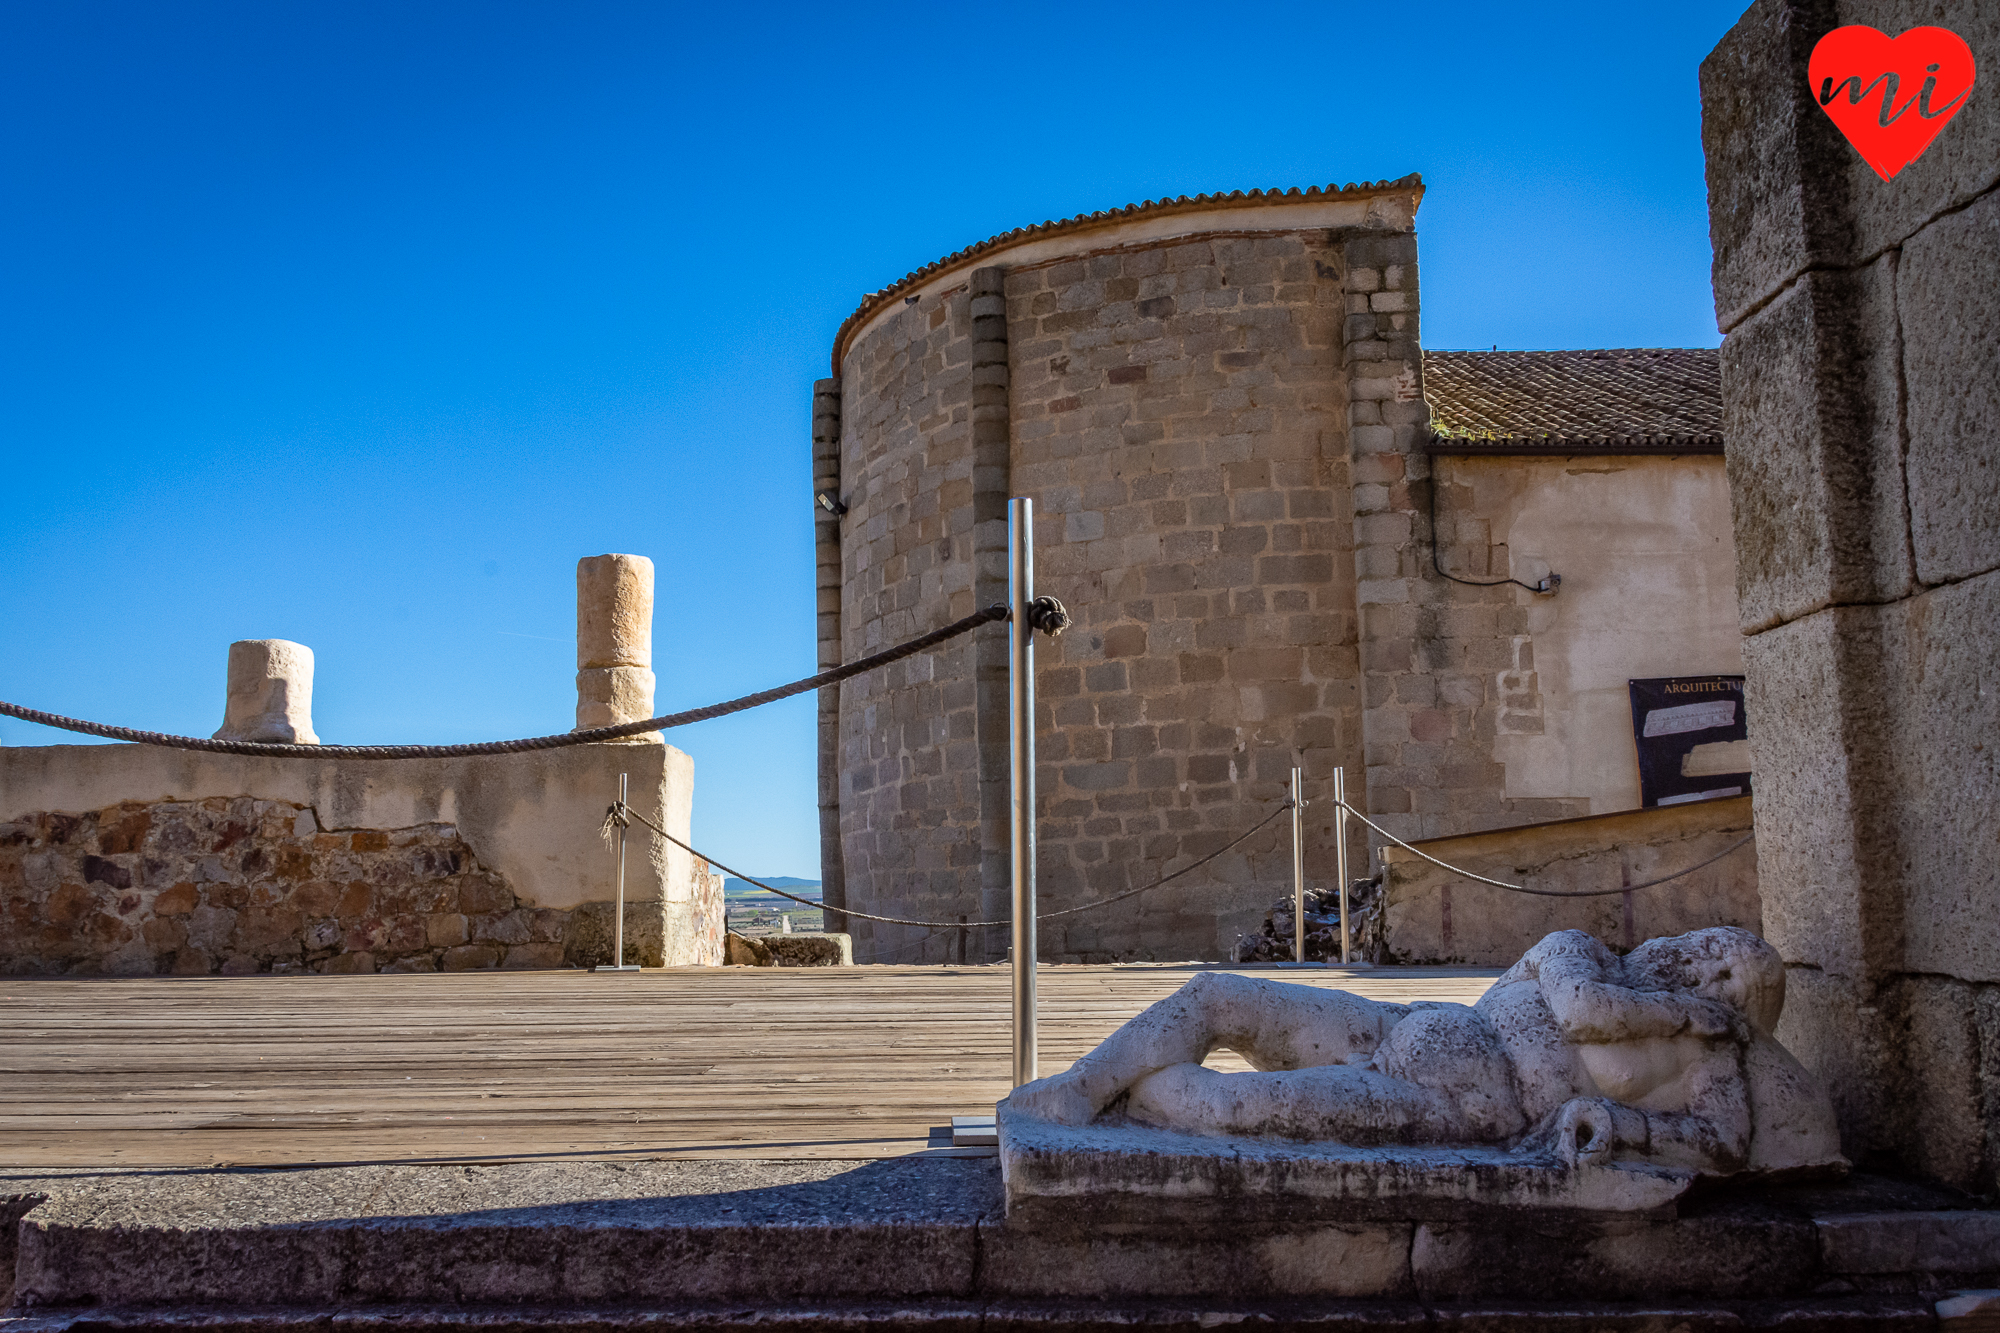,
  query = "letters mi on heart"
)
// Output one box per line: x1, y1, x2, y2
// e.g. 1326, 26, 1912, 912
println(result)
1809, 25, 1976, 180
